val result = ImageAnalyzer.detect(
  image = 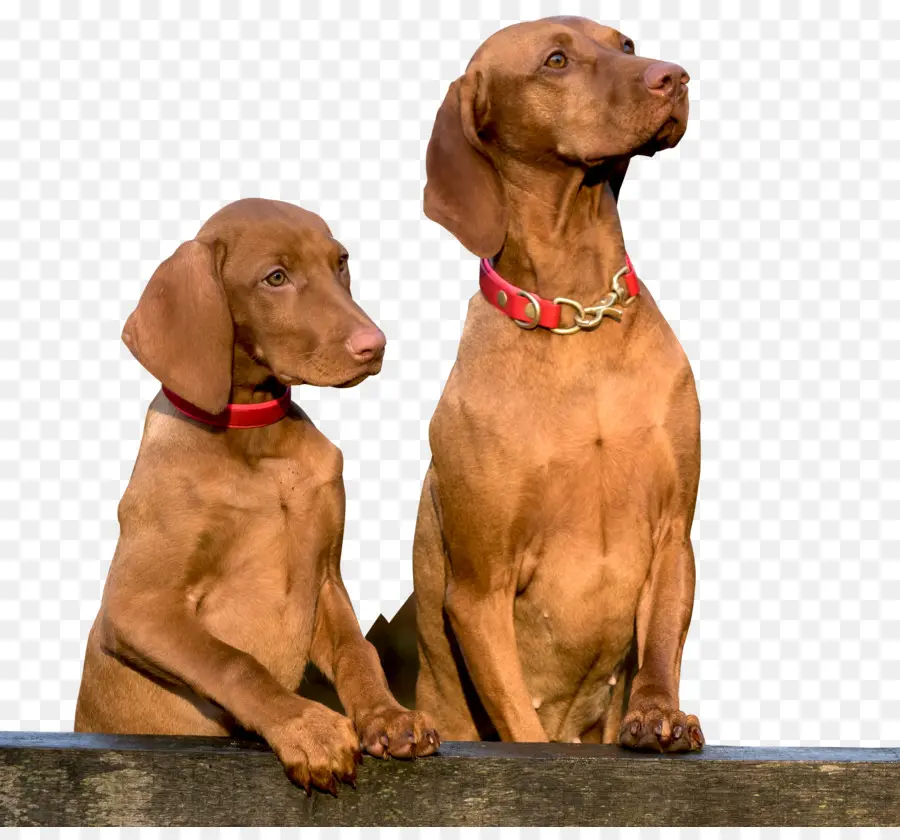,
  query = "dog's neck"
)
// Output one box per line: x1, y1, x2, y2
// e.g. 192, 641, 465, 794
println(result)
229, 343, 286, 405
492, 161, 629, 302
